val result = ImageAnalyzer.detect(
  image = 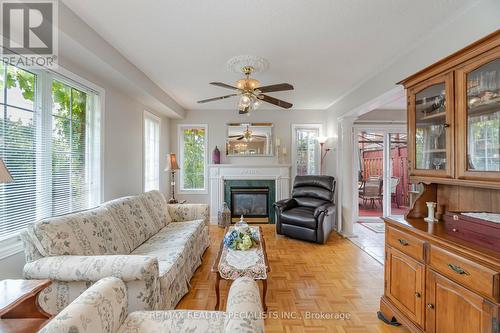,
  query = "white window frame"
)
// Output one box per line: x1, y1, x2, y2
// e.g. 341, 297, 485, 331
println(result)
0, 64, 105, 258
291, 124, 323, 180
178, 124, 208, 194
143, 110, 161, 192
